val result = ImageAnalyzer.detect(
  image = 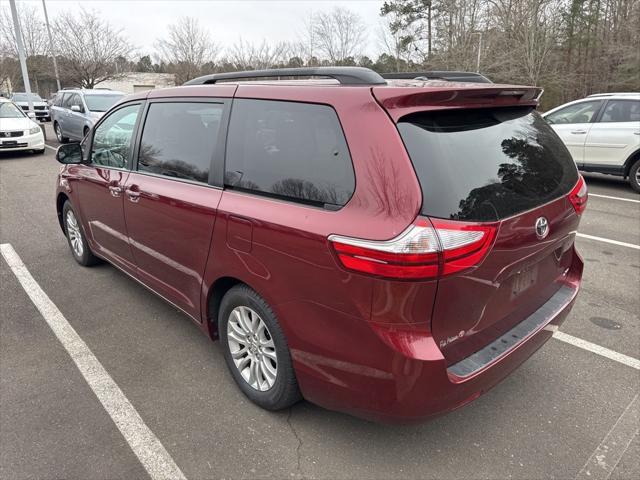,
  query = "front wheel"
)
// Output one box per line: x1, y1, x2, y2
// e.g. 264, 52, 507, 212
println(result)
54, 122, 68, 144
62, 201, 100, 266
629, 159, 640, 193
219, 285, 301, 410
